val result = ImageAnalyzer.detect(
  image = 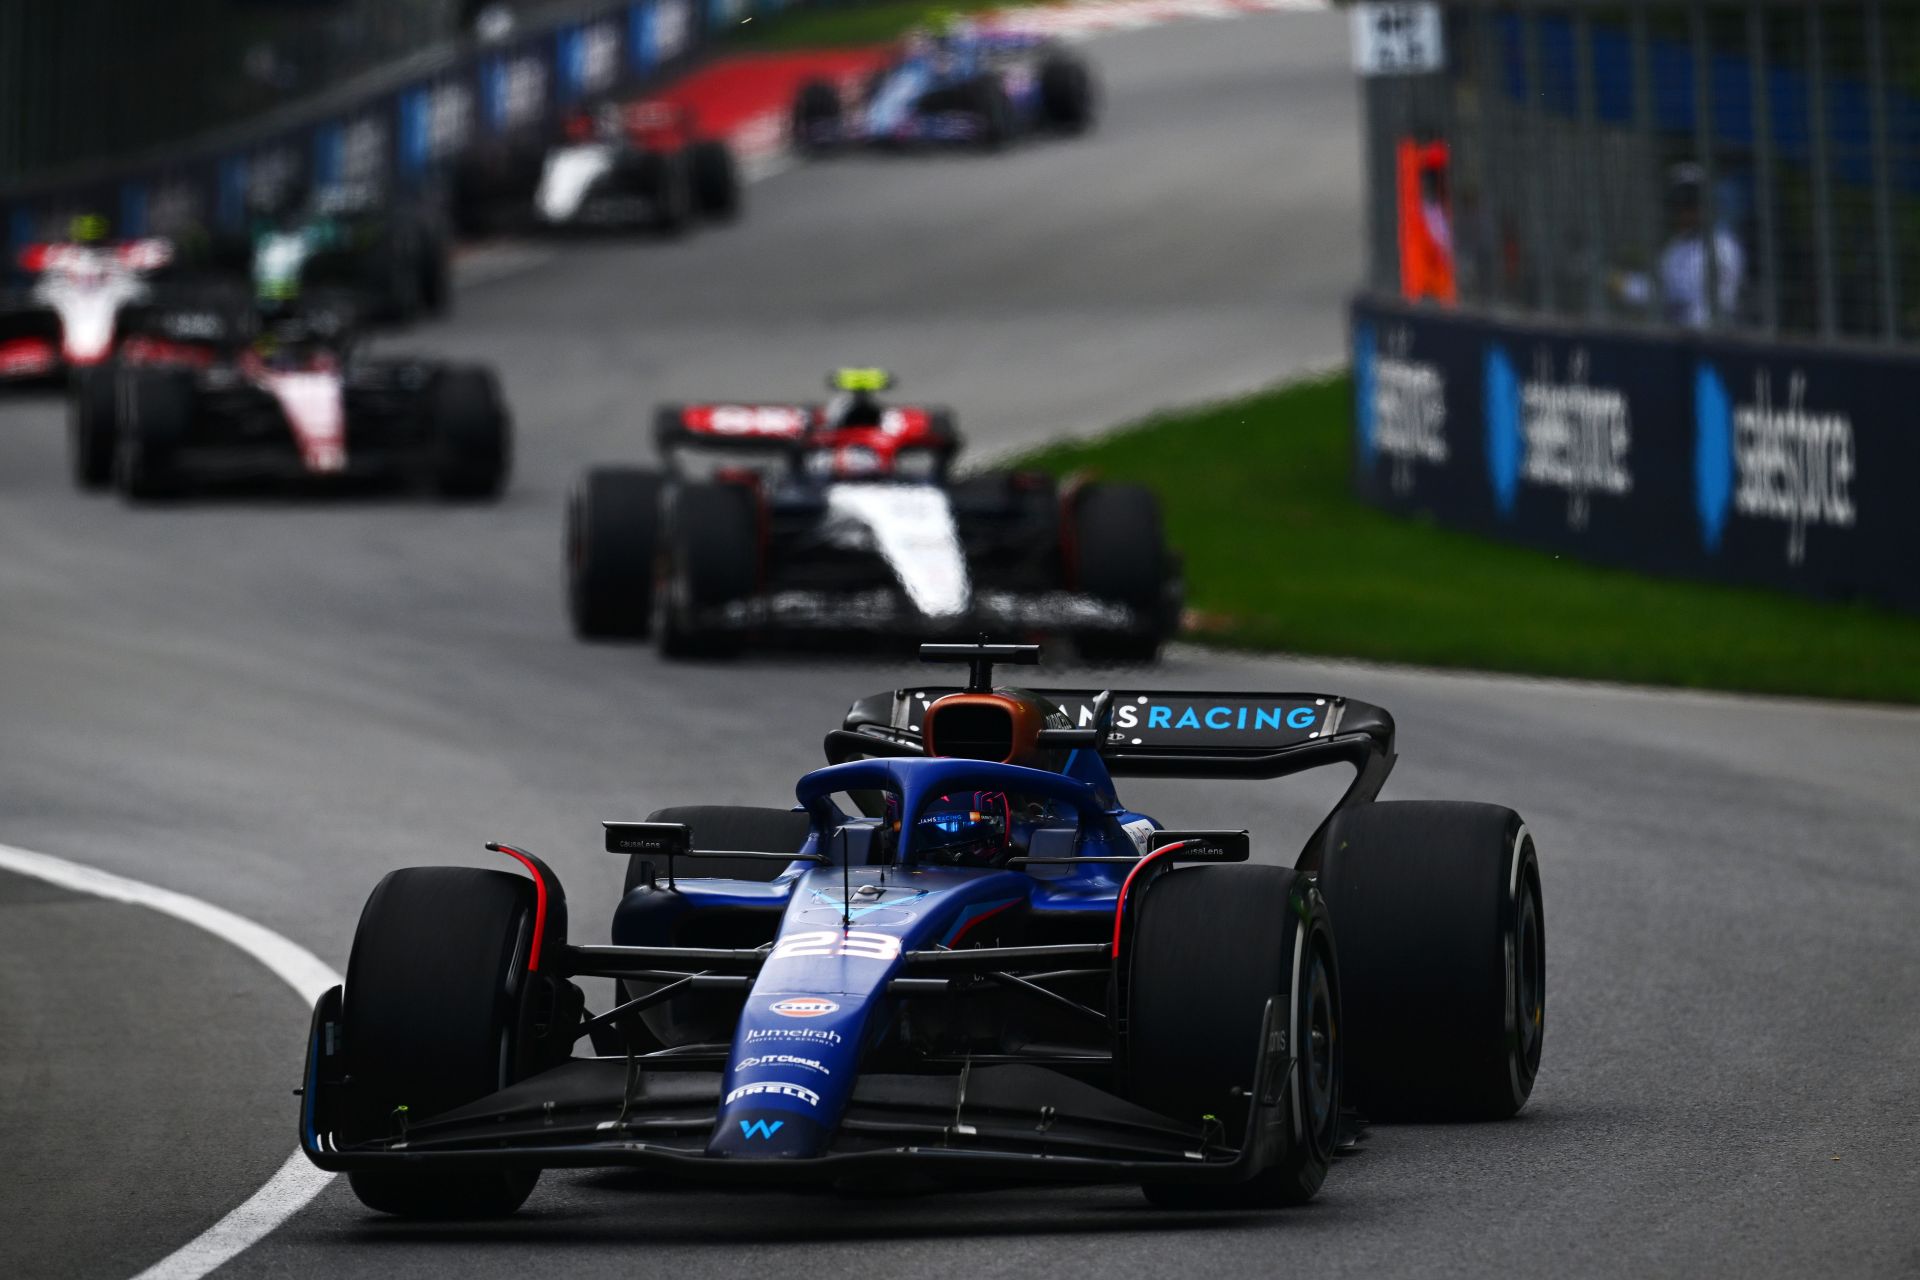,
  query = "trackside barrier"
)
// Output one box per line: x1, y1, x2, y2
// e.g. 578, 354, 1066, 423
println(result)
1351, 296, 1920, 613
0, 0, 799, 250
